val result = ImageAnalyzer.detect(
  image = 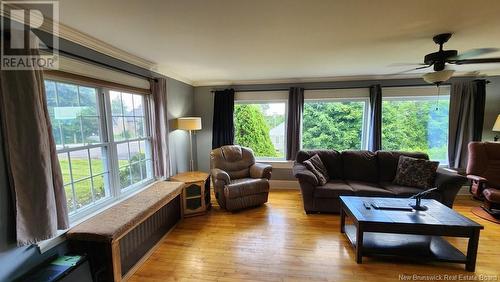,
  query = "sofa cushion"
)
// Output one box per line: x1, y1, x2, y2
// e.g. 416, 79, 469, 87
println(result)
379, 182, 442, 200
346, 180, 394, 197
296, 150, 343, 179
225, 178, 269, 199
393, 156, 439, 189
342, 150, 378, 183
377, 151, 429, 182
303, 154, 329, 185
314, 180, 354, 198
